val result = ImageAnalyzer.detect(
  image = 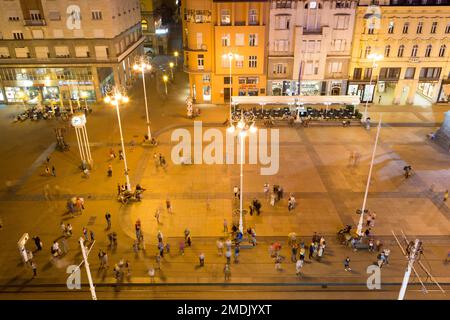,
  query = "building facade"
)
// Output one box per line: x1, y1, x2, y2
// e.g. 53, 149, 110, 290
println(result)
0, 0, 144, 105
140, 0, 169, 55
268, 0, 357, 97
182, 0, 269, 104
349, 0, 450, 105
